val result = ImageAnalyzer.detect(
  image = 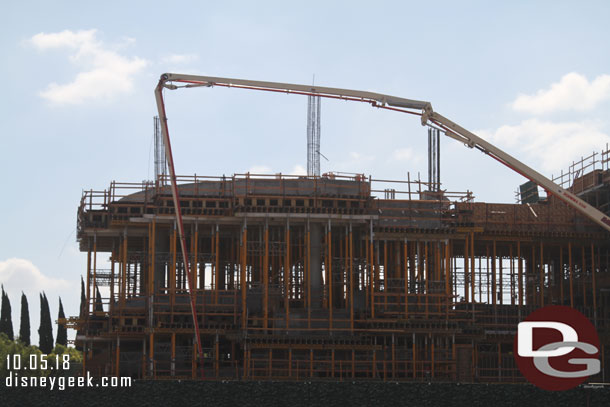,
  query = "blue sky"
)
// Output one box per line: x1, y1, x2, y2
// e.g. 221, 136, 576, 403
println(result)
1, 1, 610, 344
